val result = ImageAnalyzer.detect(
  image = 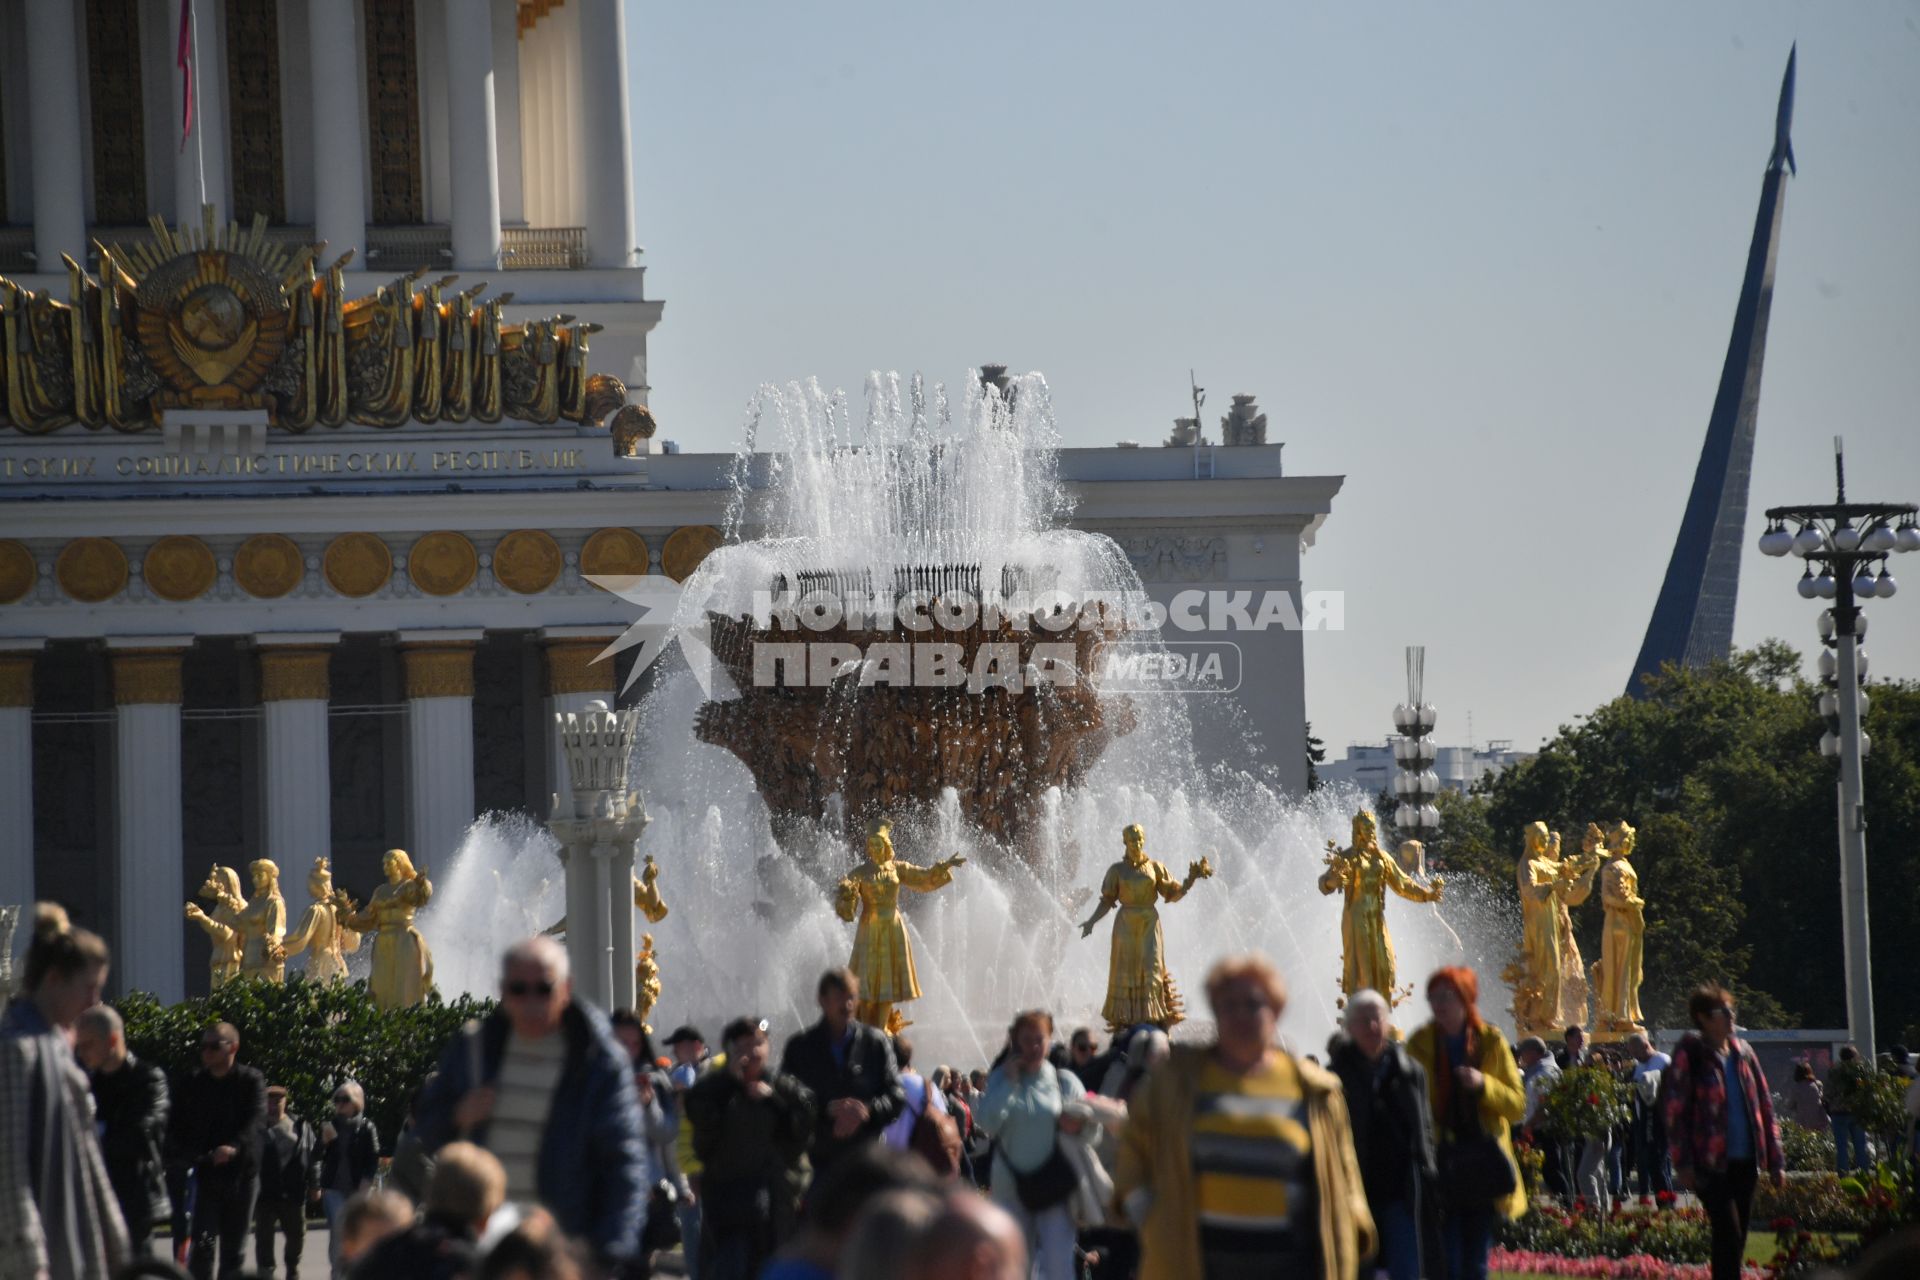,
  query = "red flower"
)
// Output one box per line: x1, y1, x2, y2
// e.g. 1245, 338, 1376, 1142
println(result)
1655, 1190, 1677, 1206
1588, 1092, 1601, 1105
1770, 1216, 1794, 1231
